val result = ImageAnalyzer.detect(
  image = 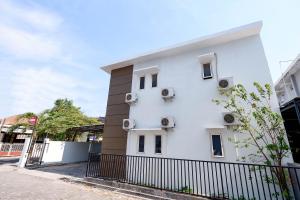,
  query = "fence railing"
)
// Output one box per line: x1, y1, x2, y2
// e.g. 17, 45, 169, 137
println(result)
86, 153, 300, 200
0, 143, 24, 156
